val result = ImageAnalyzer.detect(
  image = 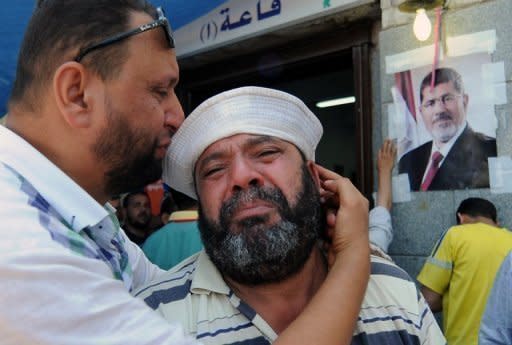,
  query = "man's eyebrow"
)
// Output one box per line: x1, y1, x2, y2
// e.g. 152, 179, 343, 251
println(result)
196, 151, 227, 173
167, 76, 179, 88
153, 74, 178, 88
243, 135, 281, 148
195, 136, 282, 173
